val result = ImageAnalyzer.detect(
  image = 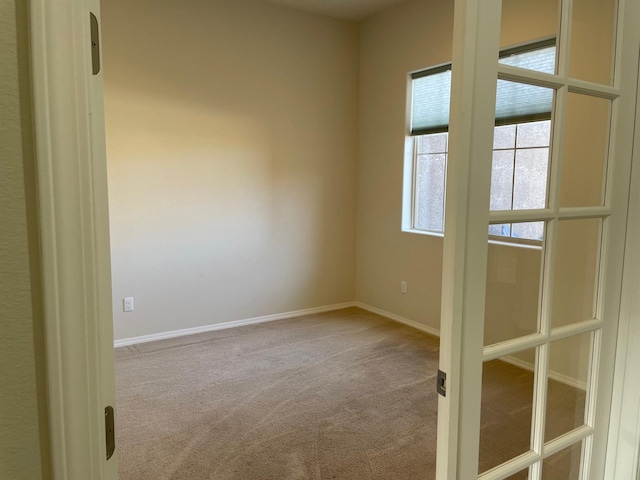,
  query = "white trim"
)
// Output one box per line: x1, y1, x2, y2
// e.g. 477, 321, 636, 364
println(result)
590, 0, 640, 474
401, 227, 445, 238
607, 32, 640, 479
114, 302, 357, 347
354, 302, 441, 338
